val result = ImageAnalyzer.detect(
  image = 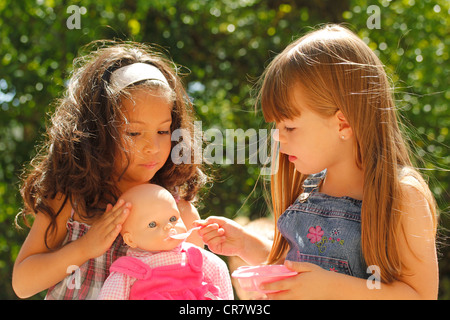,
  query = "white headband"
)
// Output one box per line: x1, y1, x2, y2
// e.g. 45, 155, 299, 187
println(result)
109, 63, 169, 92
